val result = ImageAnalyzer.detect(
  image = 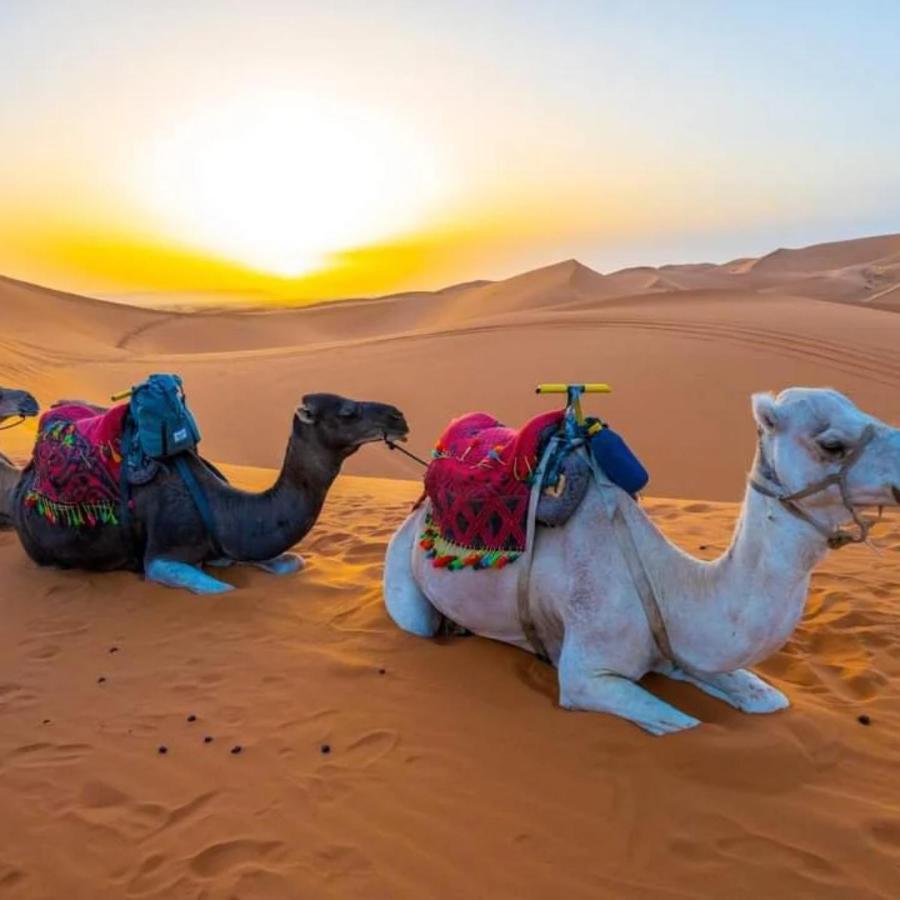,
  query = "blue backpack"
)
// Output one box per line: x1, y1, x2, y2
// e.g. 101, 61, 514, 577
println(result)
587, 420, 649, 496
128, 373, 201, 460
